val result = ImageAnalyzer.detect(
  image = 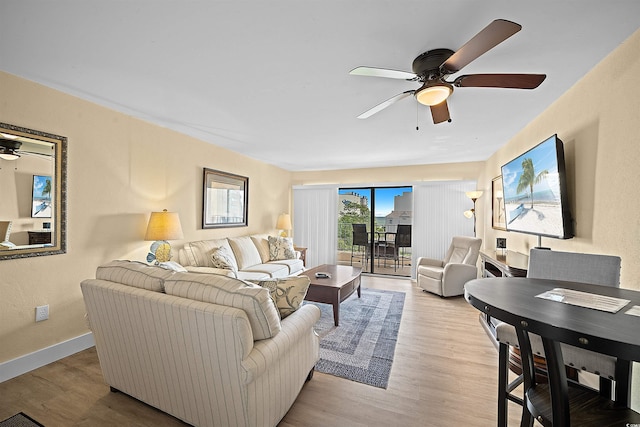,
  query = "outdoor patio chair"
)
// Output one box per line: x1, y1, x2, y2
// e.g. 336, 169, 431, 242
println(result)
350, 223, 370, 266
